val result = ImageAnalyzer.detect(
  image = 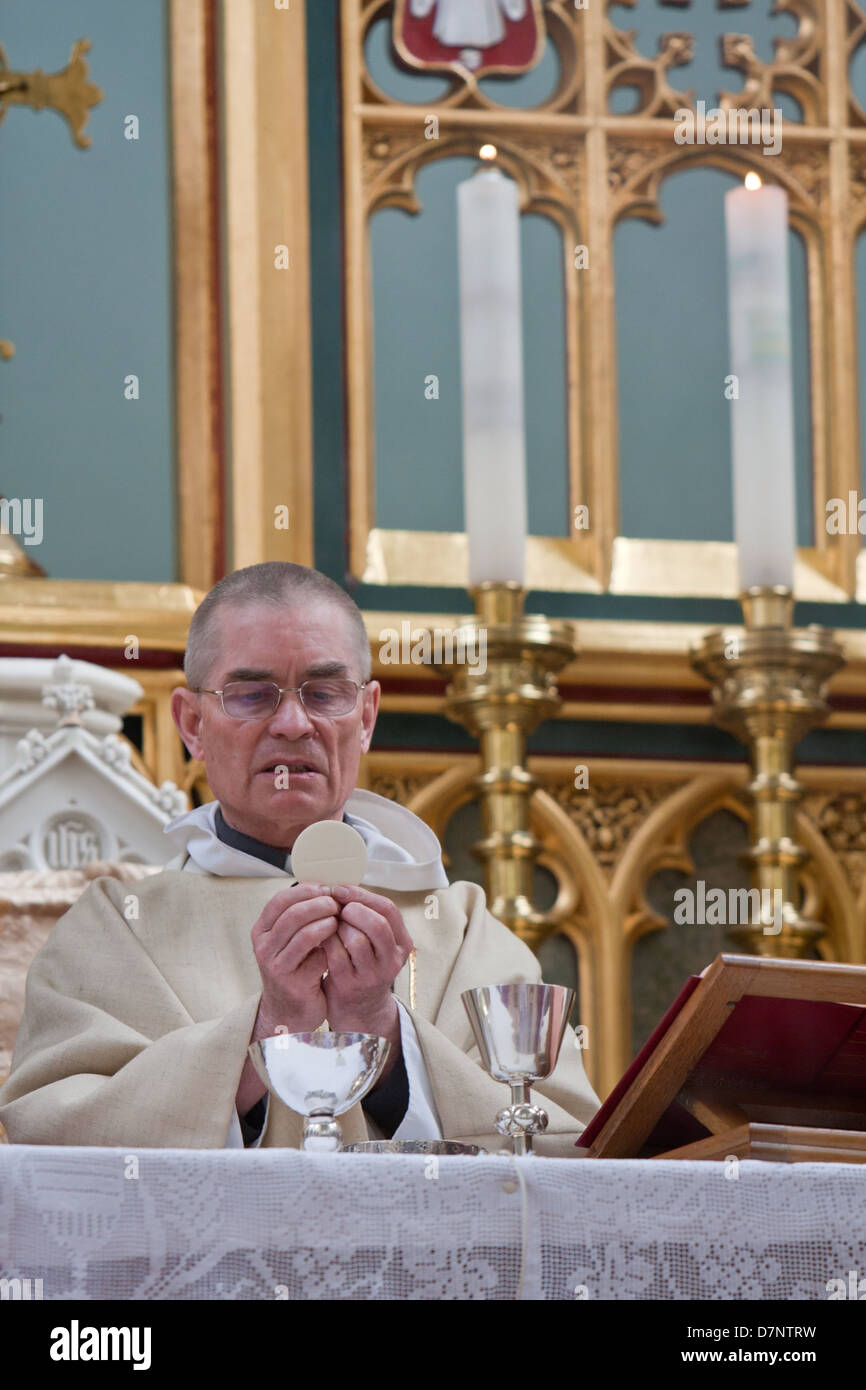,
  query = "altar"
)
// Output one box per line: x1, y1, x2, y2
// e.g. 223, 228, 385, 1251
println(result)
1, 1146, 863, 1301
